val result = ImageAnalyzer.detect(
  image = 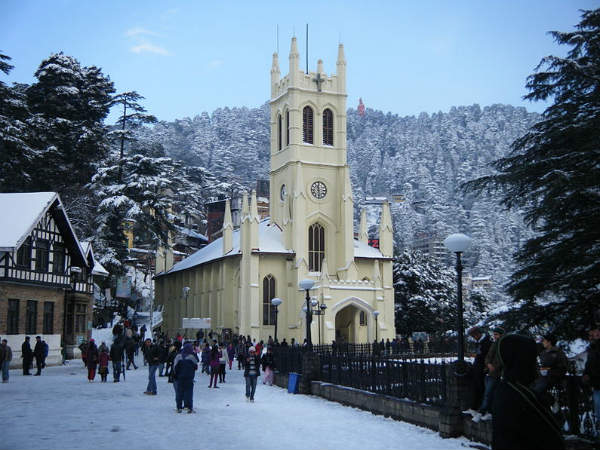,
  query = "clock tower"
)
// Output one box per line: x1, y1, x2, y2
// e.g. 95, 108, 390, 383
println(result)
269, 38, 354, 280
